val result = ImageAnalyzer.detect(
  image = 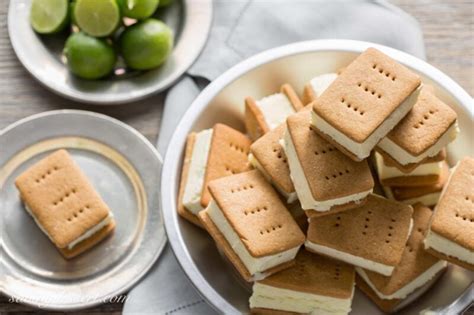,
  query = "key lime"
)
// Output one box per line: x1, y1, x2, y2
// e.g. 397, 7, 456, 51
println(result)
30, 0, 69, 34
119, 18, 173, 70
73, 0, 121, 37
117, 0, 160, 20
158, 0, 173, 7
64, 32, 117, 79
